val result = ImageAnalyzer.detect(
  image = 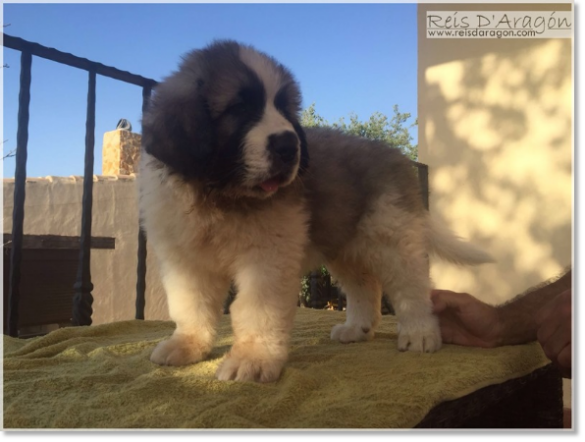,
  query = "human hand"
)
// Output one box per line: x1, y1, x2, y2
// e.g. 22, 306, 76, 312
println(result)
431, 289, 501, 348
535, 289, 572, 378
